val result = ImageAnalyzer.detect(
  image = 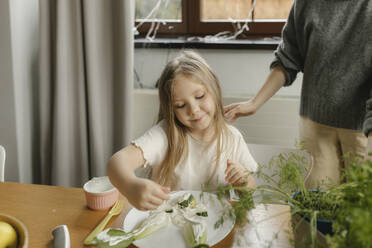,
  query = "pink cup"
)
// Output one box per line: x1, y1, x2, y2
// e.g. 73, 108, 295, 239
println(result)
83, 176, 119, 210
